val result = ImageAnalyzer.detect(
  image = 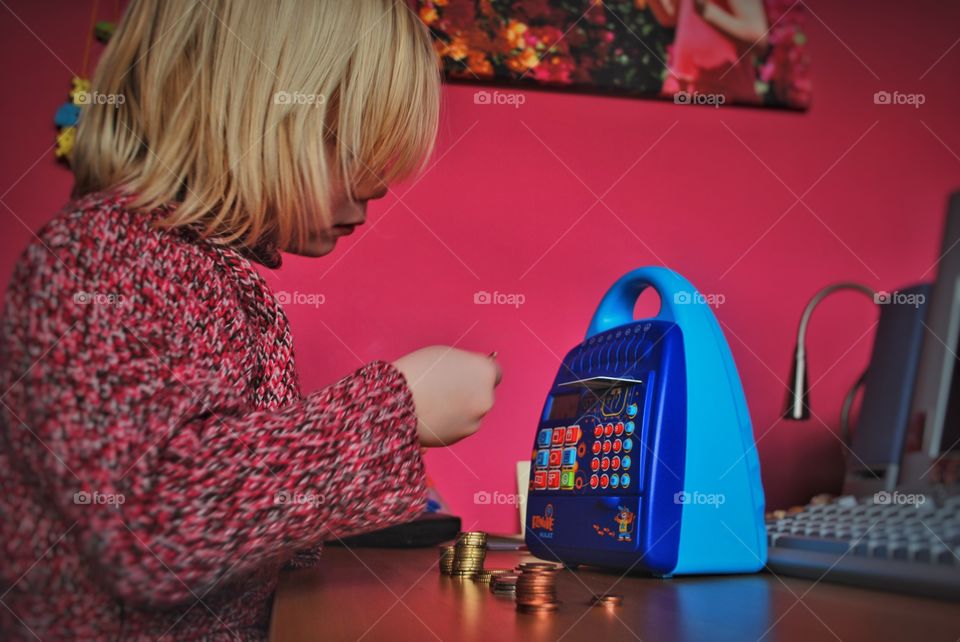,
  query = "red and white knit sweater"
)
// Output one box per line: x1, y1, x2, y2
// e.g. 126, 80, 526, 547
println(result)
0, 190, 427, 640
